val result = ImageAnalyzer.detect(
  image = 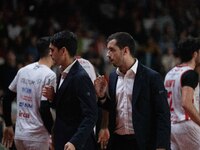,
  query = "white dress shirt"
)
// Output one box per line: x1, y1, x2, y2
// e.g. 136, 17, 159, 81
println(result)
59, 60, 77, 88
115, 59, 138, 135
